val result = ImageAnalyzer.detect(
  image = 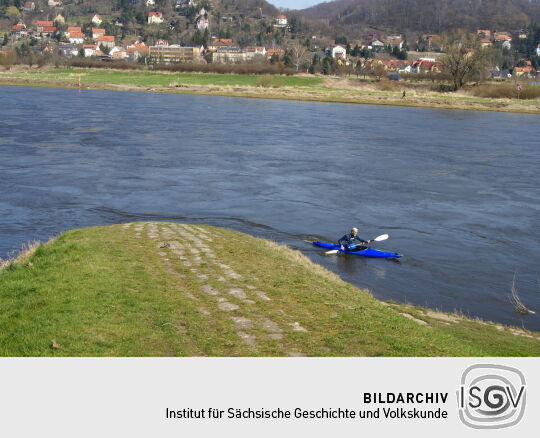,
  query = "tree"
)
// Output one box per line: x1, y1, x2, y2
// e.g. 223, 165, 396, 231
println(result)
0, 51, 17, 70
5, 6, 20, 19
440, 30, 491, 91
290, 41, 307, 72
